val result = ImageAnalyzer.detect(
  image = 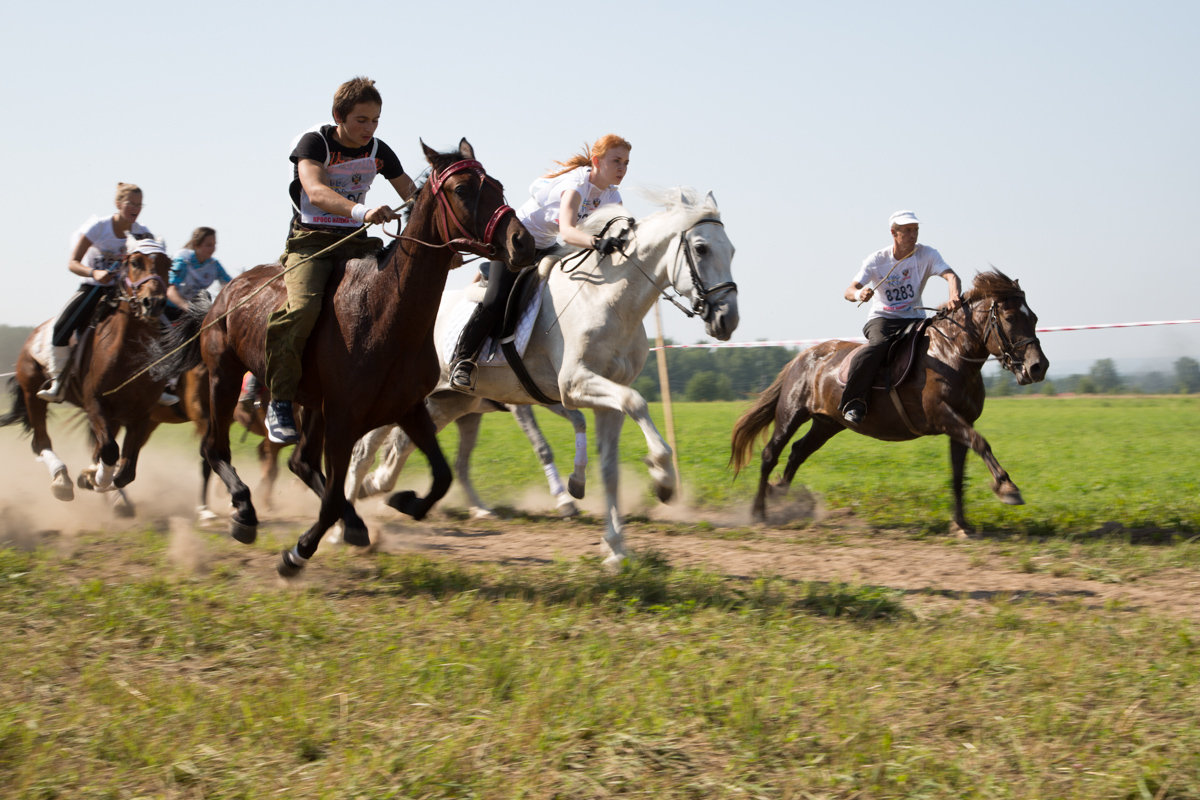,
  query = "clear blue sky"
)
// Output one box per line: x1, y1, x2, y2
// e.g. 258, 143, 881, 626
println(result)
3, 0, 1197, 374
